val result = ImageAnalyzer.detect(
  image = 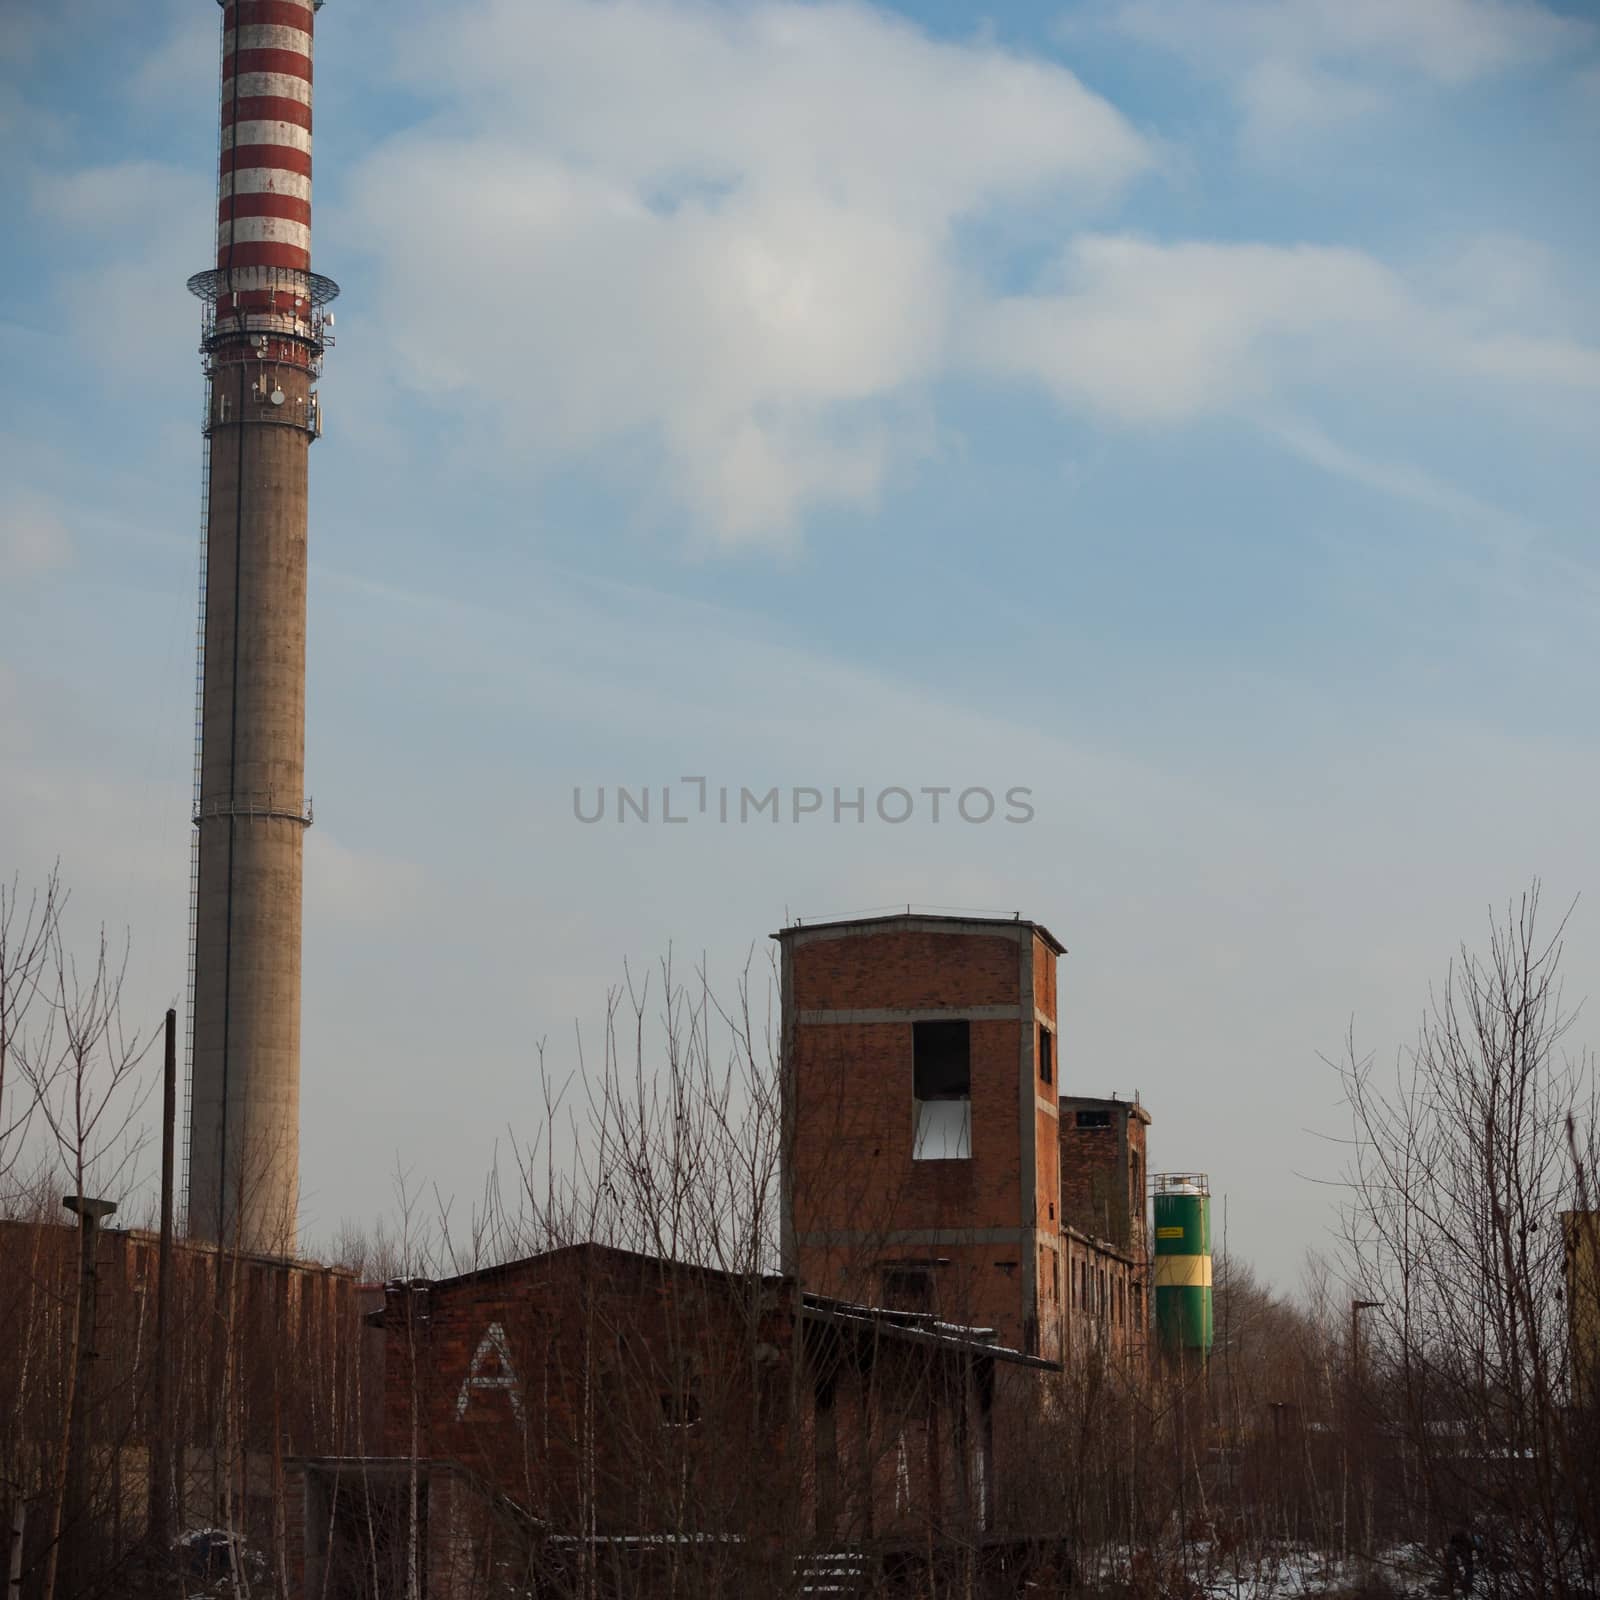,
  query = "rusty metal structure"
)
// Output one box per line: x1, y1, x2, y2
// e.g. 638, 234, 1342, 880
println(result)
185, 0, 336, 1254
